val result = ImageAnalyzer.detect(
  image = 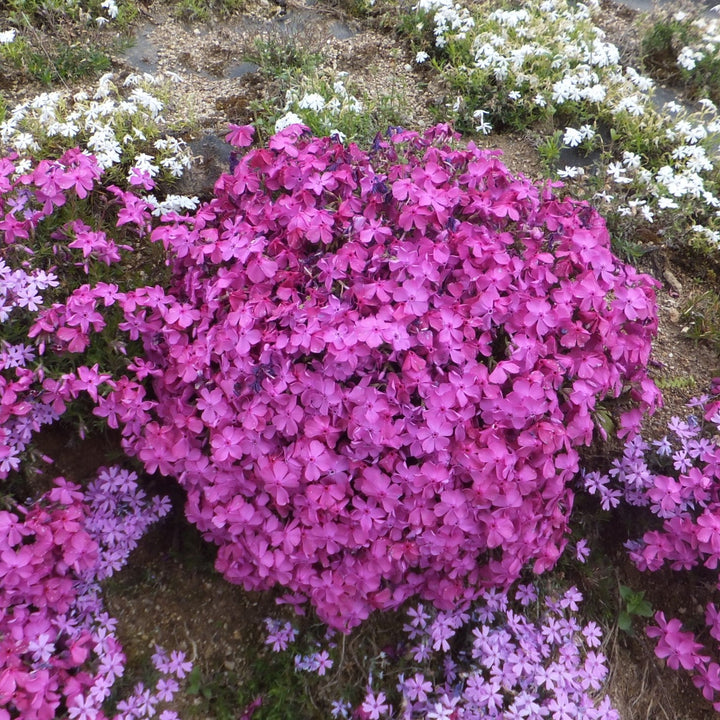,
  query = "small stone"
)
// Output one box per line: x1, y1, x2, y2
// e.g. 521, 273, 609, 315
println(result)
663, 269, 682, 295
668, 308, 680, 323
